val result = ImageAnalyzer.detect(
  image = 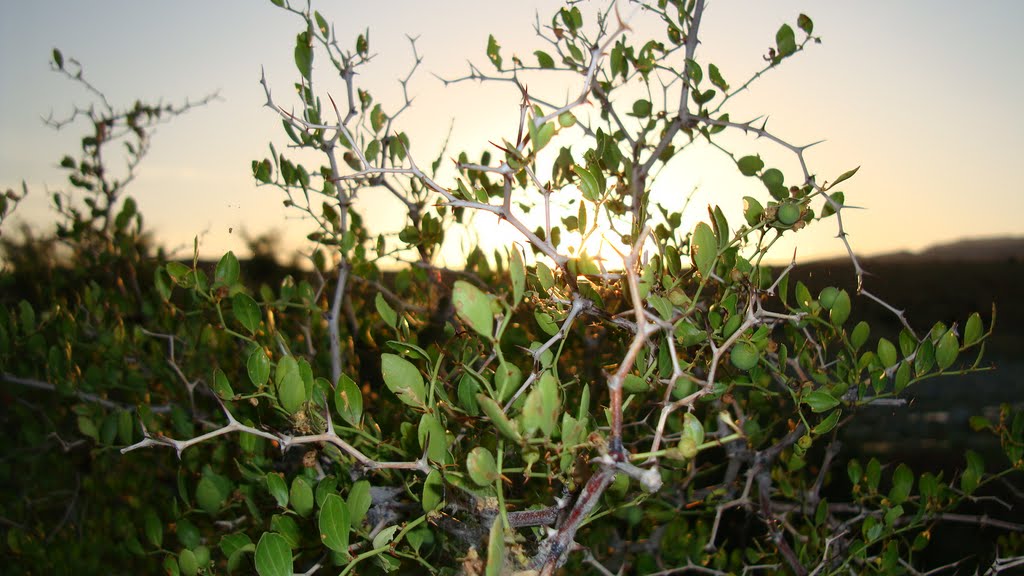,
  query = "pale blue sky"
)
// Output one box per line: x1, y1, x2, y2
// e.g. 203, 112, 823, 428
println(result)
2, 1, 1022, 265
